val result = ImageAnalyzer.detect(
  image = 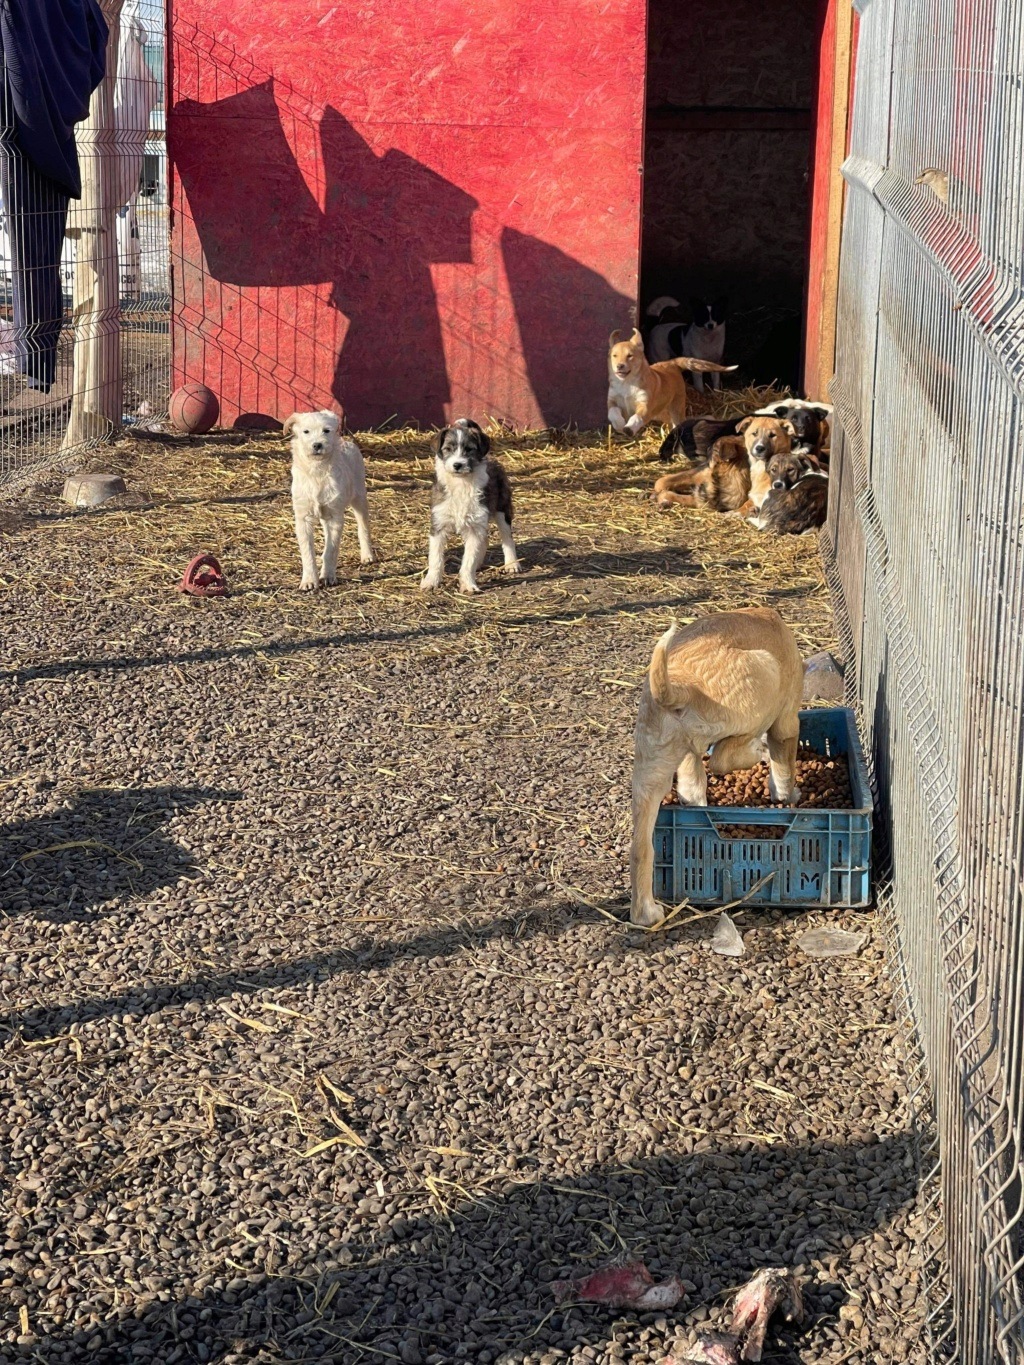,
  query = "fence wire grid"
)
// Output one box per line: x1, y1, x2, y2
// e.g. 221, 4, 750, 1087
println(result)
0, 0, 168, 491
824, 0, 1024, 1361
